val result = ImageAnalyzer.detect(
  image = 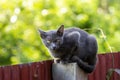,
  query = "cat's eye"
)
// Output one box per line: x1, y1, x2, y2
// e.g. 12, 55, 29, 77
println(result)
55, 39, 60, 42
57, 40, 60, 42
47, 40, 51, 43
